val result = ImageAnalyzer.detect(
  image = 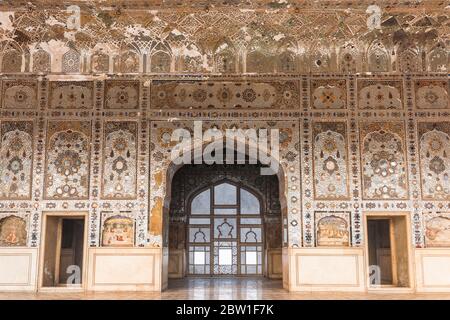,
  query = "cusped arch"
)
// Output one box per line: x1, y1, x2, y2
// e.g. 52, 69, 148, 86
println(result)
1, 41, 24, 73
91, 50, 110, 73
427, 43, 448, 72
398, 47, 421, 72
62, 47, 81, 73
150, 41, 172, 73
32, 47, 51, 73
367, 40, 390, 72
275, 38, 298, 73
214, 38, 237, 73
